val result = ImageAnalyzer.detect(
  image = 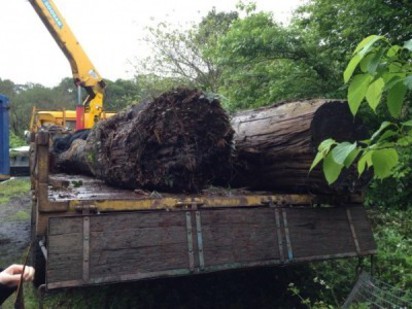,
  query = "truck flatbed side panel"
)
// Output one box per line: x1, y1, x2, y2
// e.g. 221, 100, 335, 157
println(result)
347, 206, 376, 254
200, 208, 280, 268
46, 206, 376, 289
285, 207, 376, 261
47, 216, 83, 282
